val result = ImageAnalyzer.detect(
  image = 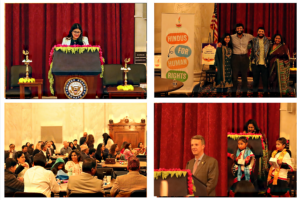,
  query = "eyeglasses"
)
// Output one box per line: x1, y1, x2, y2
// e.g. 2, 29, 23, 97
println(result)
73, 31, 81, 34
